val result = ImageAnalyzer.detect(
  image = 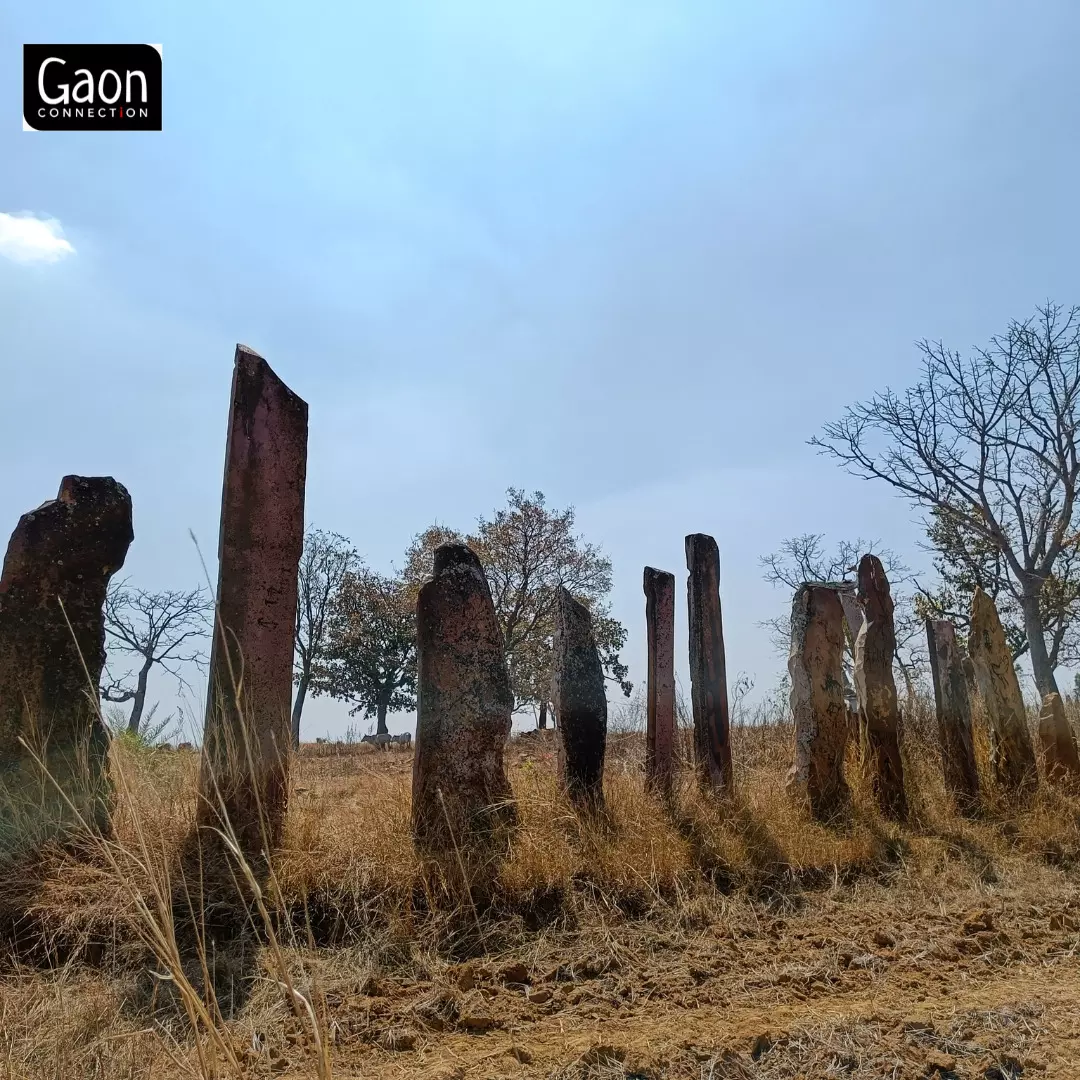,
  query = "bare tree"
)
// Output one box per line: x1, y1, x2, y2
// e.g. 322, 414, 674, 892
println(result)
913, 504, 1080, 669
293, 527, 360, 744
102, 582, 213, 736
812, 302, 1080, 697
